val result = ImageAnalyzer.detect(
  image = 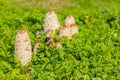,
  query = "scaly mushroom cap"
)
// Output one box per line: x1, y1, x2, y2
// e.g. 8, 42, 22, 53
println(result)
64, 15, 75, 26
43, 11, 60, 33
59, 25, 71, 38
14, 28, 32, 66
